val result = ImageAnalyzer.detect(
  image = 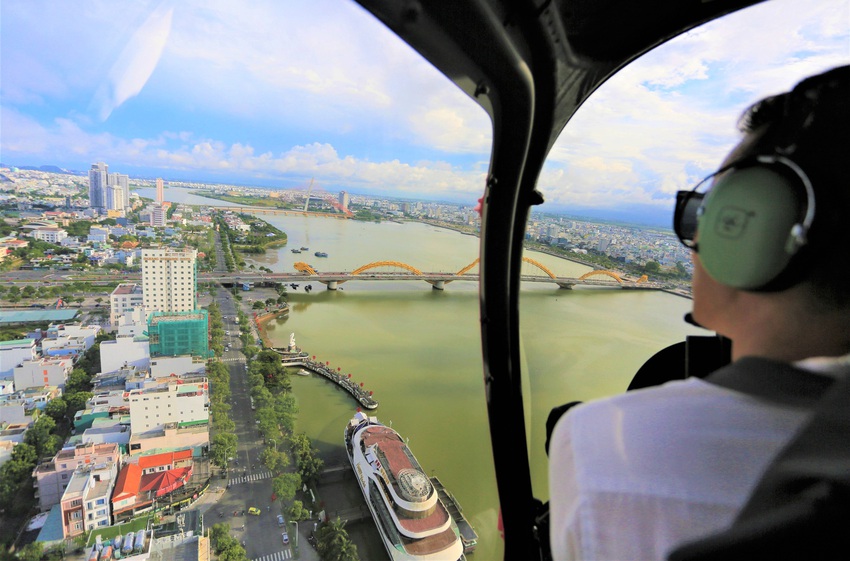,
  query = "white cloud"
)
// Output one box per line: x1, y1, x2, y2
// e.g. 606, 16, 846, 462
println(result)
537, 0, 850, 213
1, 0, 847, 213
91, 3, 174, 121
